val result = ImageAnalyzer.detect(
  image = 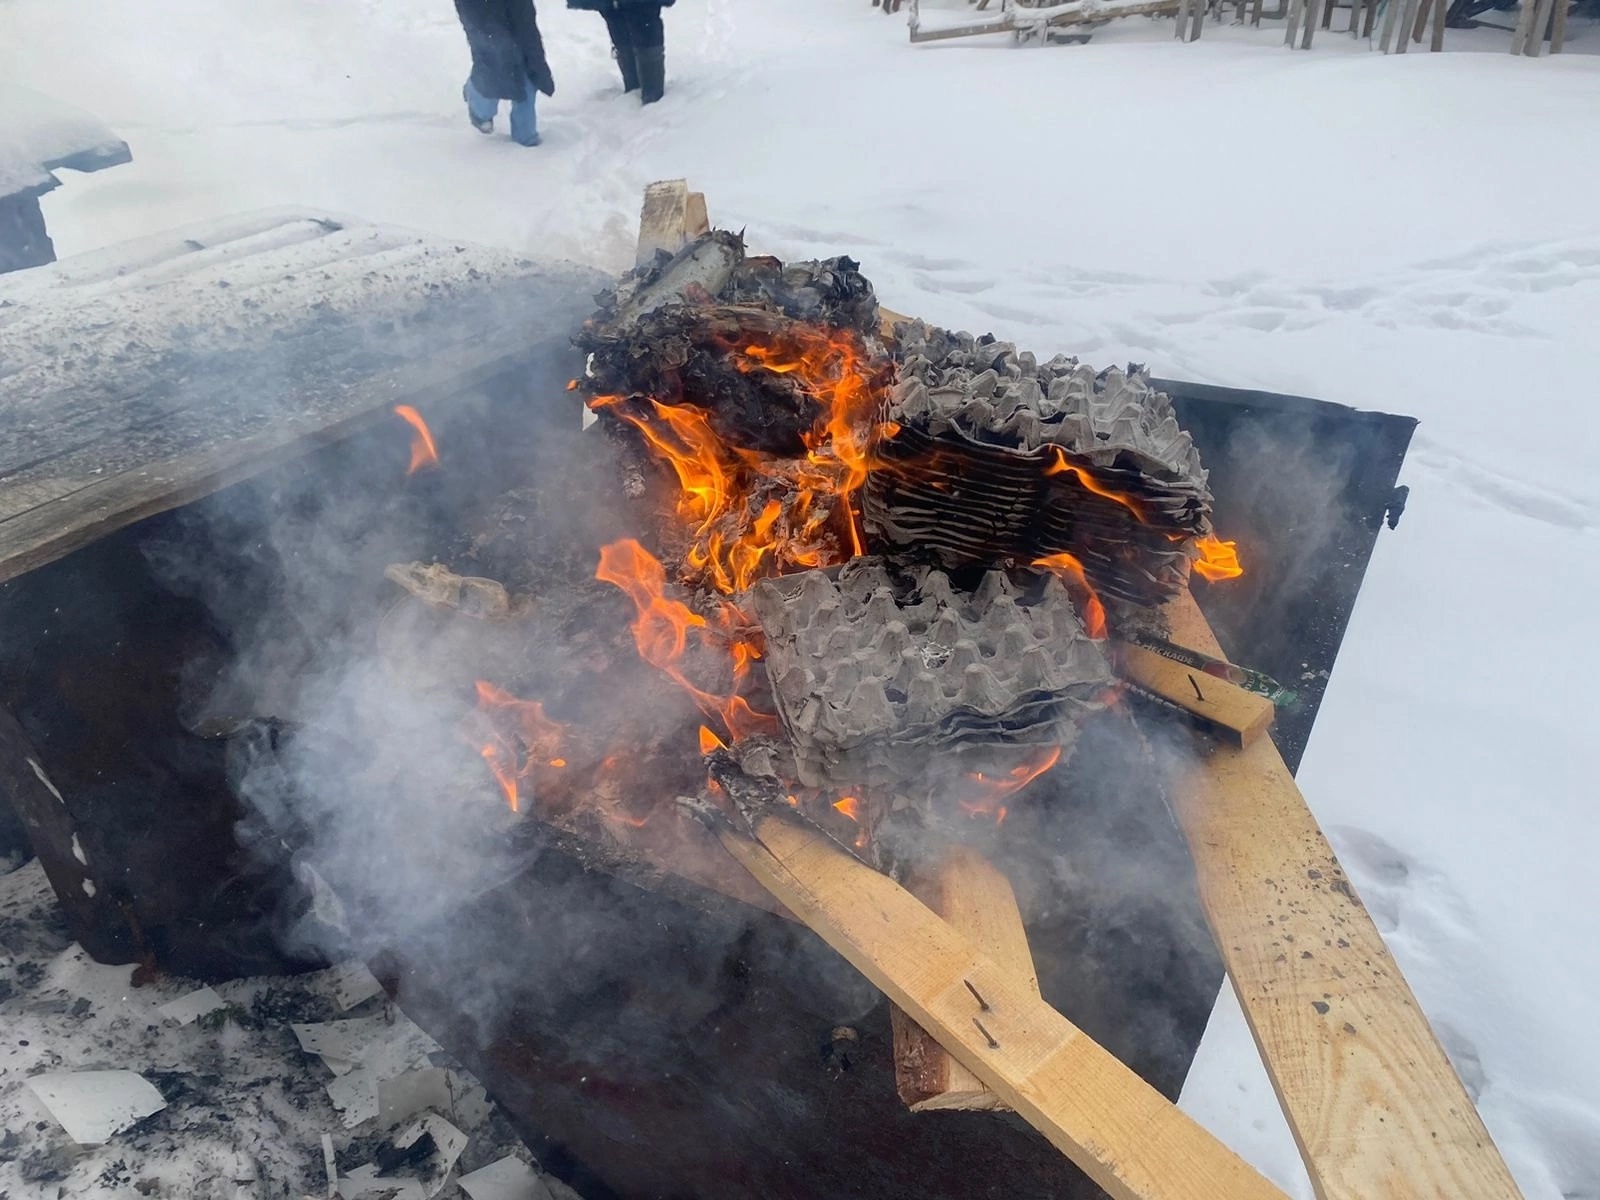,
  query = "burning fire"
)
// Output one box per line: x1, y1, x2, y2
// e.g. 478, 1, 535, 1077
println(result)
833, 796, 862, 821
596, 539, 777, 743
474, 680, 567, 813
1031, 552, 1108, 640
1192, 535, 1244, 582
394, 405, 439, 475
1045, 447, 1147, 524
589, 326, 888, 594
959, 745, 1063, 823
